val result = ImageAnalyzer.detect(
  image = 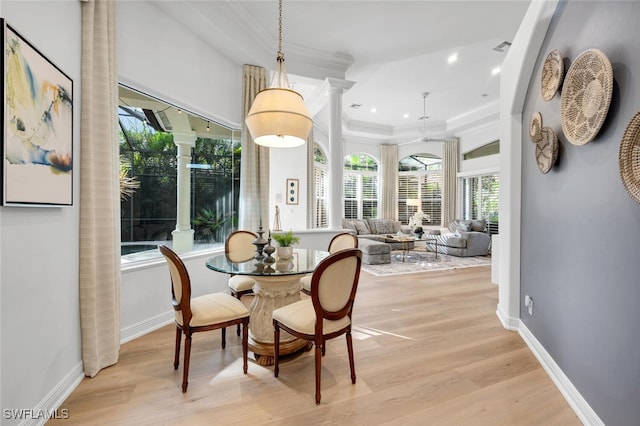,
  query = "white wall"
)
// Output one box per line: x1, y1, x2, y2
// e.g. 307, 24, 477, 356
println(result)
0, 2, 82, 423
117, 2, 242, 129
